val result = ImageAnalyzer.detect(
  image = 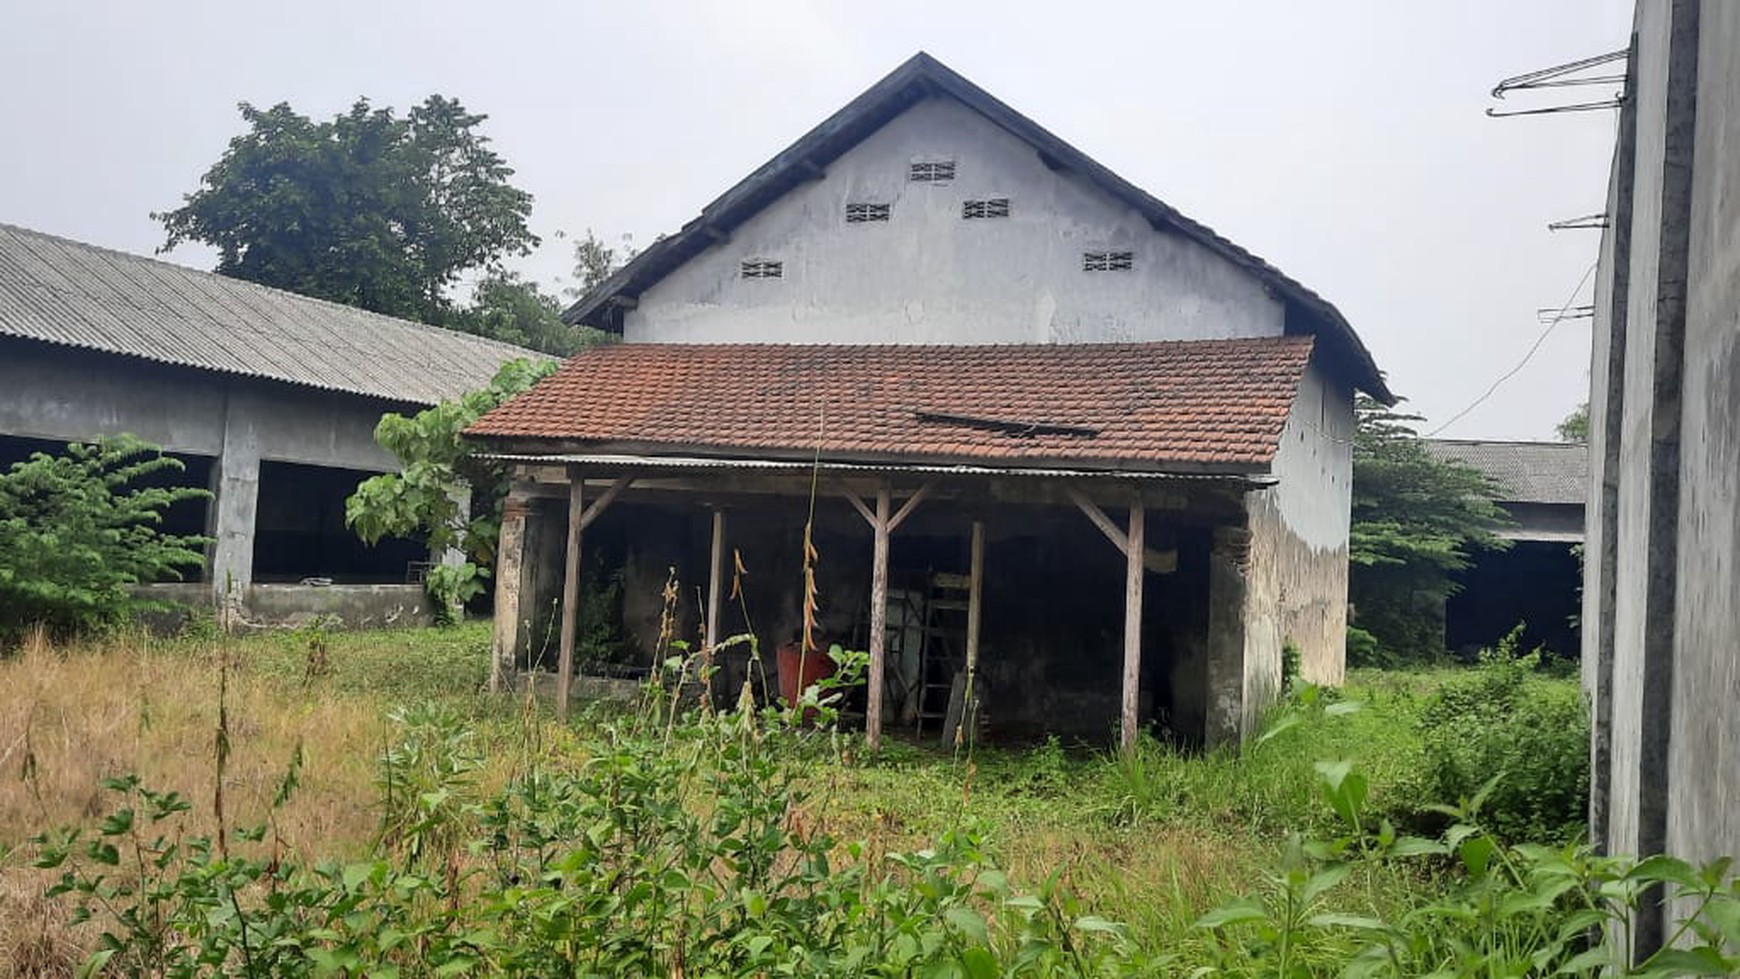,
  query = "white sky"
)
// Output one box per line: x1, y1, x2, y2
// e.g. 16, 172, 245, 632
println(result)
0, 0, 1631, 439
